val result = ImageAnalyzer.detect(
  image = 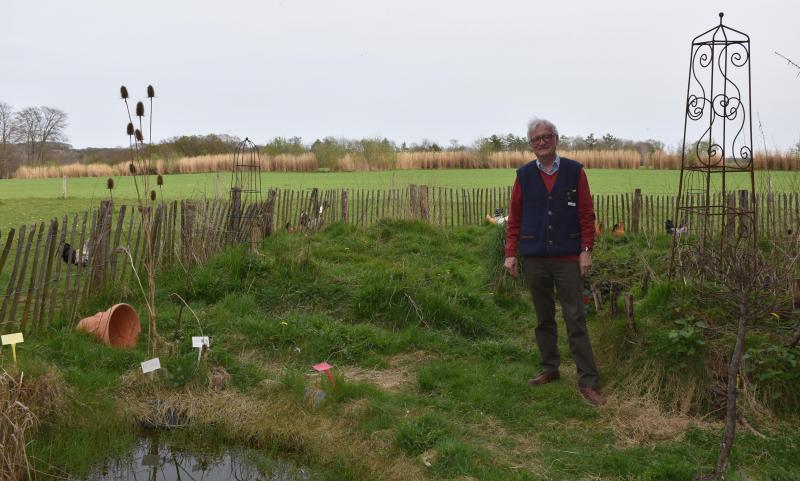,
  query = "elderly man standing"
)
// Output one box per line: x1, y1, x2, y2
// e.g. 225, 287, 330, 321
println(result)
503, 118, 605, 406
